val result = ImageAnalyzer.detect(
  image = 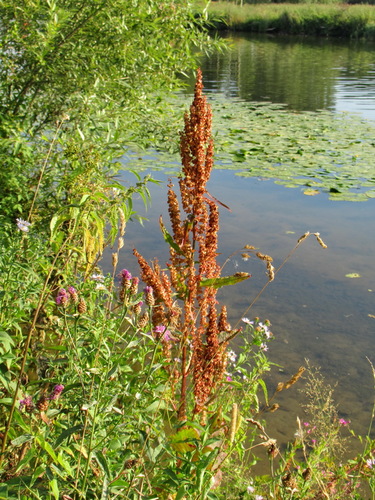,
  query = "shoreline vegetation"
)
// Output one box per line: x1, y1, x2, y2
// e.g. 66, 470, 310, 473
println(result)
1, 1, 375, 498
200, 1, 375, 38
